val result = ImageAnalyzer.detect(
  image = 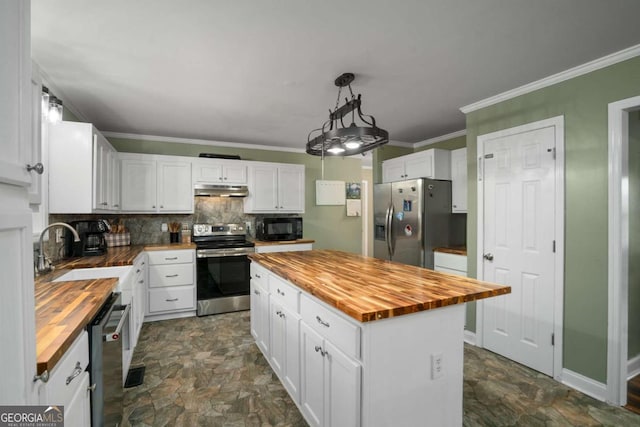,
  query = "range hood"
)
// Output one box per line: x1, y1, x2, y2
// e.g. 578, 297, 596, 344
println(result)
194, 184, 249, 197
